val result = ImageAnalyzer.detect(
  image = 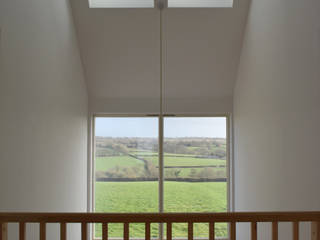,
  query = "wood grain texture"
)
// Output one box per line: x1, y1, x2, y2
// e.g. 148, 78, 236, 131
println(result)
81, 223, 87, 240
167, 222, 172, 240
19, 222, 26, 240
40, 222, 46, 240
102, 223, 108, 240
145, 222, 150, 240
124, 223, 129, 240
230, 222, 236, 240
0, 212, 319, 240
293, 222, 299, 240
0, 212, 319, 223
60, 222, 66, 240
209, 222, 215, 240
188, 222, 193, 240
251, 222, 257, 240
0, 223, 8, 240
272, 222, 278, 240
312, 222, 320, 240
